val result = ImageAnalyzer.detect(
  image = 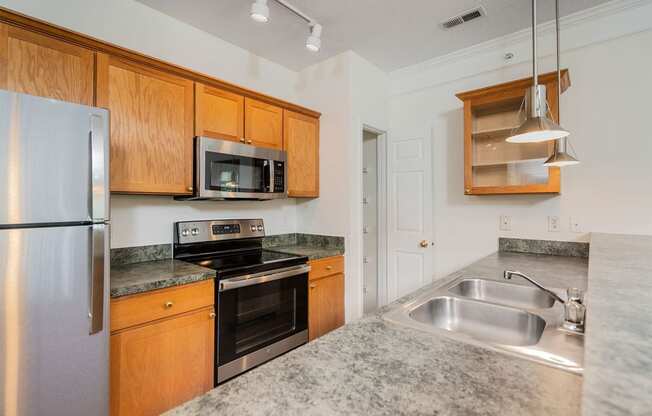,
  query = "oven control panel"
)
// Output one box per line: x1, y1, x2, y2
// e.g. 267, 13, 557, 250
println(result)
175, 219, 264, 244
